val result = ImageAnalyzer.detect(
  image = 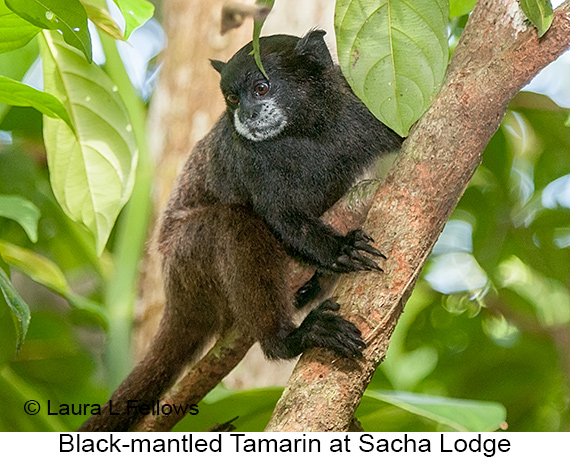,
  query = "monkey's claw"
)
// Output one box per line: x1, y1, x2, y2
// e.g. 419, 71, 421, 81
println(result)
347, 229, 387, 259
330, 229, 385, 273
301, 300, 366, 358
349, 229, 373, 243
